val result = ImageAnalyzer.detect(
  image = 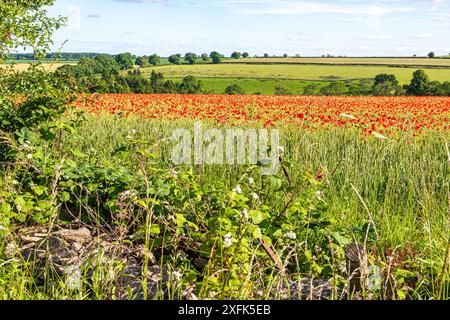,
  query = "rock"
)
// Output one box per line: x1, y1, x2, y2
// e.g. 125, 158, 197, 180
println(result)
53, 227, 91, 245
